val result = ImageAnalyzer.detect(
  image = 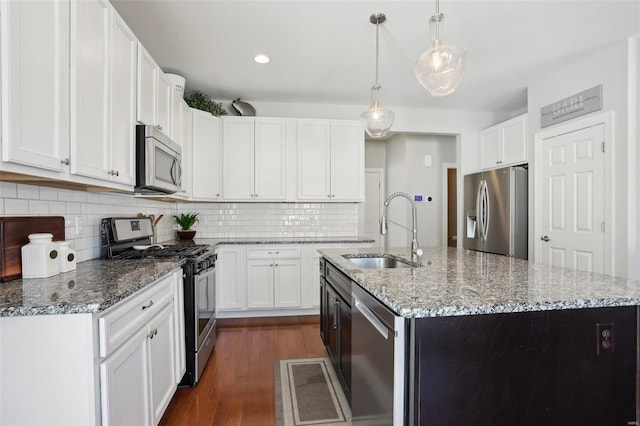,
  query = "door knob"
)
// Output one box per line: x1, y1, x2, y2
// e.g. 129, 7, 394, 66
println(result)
540, 235, 550, 242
